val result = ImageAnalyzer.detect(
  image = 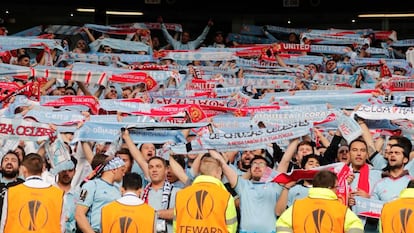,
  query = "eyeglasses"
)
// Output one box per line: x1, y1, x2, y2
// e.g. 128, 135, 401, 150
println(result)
251, 162, 266, 168
110, 89, 117, 94
339, 149, 349, 153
